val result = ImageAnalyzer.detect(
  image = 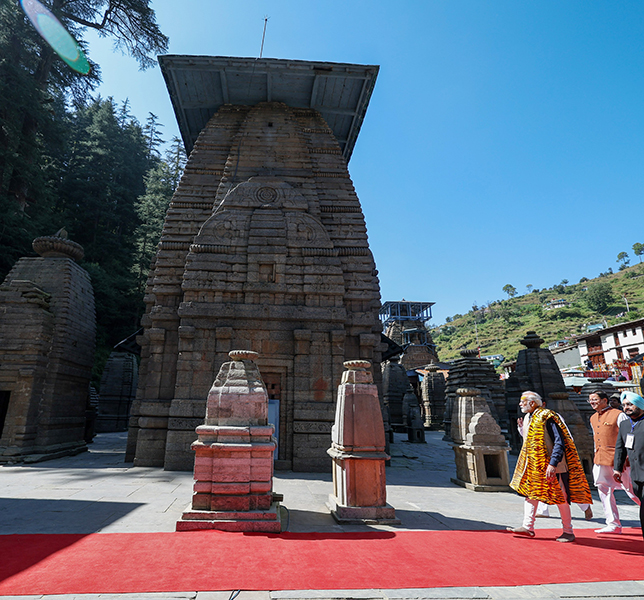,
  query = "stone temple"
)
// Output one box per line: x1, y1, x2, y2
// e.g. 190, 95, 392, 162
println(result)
127, 56, 383, 472
0, 232, 95, 462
